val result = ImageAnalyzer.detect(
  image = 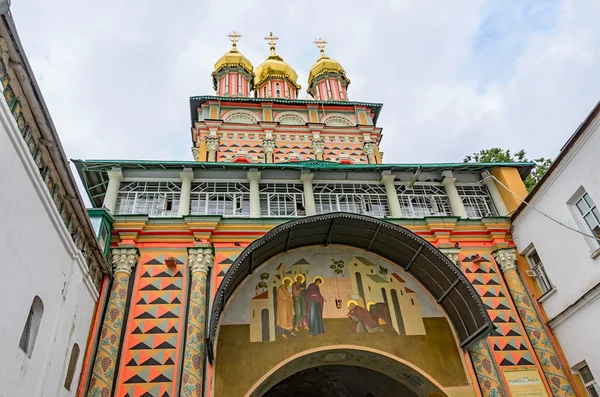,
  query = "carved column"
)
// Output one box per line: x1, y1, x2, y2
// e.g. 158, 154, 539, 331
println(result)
205, 137, 220, 162
102, 168, 123, 213
311, 139, 324, 161
300, 170, 317, 216
441, 170, 468, 218
481, 171, 509, 216
493, 248, 575, 397
87, 248, 138, 397
363, 141, 377, 164
262, 138, 276, 163
439, 247, 461, 267
468, 339, 508, 397
191, 146, 200, 161
180, 248, 213, 397
380, 171, 402, 218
